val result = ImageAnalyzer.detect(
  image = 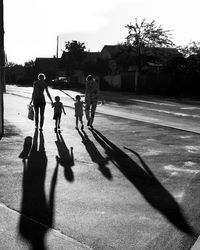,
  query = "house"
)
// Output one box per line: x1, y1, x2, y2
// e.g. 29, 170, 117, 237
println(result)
59, 51, 101, 84
100, 45, 181, 64
143, 47, 182, 63
34, 57, 60, 81
60, 51, 100, 70
100, 45, 120, 60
